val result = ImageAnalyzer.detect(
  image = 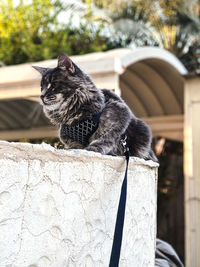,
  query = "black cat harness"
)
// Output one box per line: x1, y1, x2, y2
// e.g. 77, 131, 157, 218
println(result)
61, 113, 129, 267
61, 112, 102, 146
